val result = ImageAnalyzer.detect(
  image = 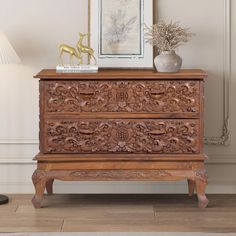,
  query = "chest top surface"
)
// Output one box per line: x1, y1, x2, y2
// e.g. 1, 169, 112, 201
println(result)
34, 69, 207, 80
